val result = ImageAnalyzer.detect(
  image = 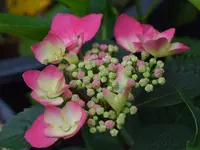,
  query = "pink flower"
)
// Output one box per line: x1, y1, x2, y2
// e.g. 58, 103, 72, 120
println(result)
32, 33, 66, 64
25, 101, 87, 148
50, 13, 103, 54
114, 14, 190, 57
22, 65, 68, 106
